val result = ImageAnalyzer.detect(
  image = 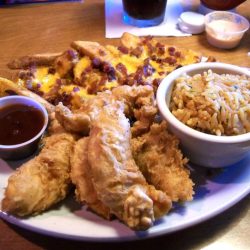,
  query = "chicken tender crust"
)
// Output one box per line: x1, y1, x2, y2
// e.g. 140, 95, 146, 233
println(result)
87, 103, 171, 230
1, 133, 75, 216
70, 137, 110, 219
132, 121, 194, 202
